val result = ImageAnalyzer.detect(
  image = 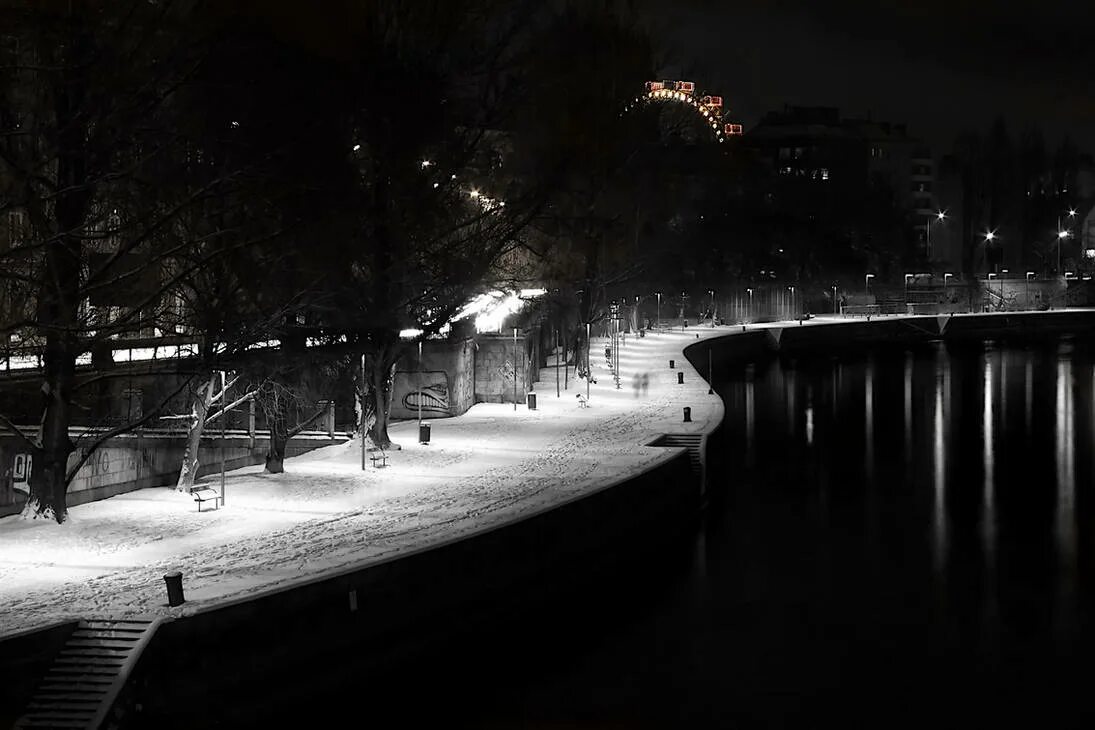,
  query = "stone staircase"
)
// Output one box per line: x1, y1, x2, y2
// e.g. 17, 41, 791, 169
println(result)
15, 617, 160, 730
648, 433, 703, 475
